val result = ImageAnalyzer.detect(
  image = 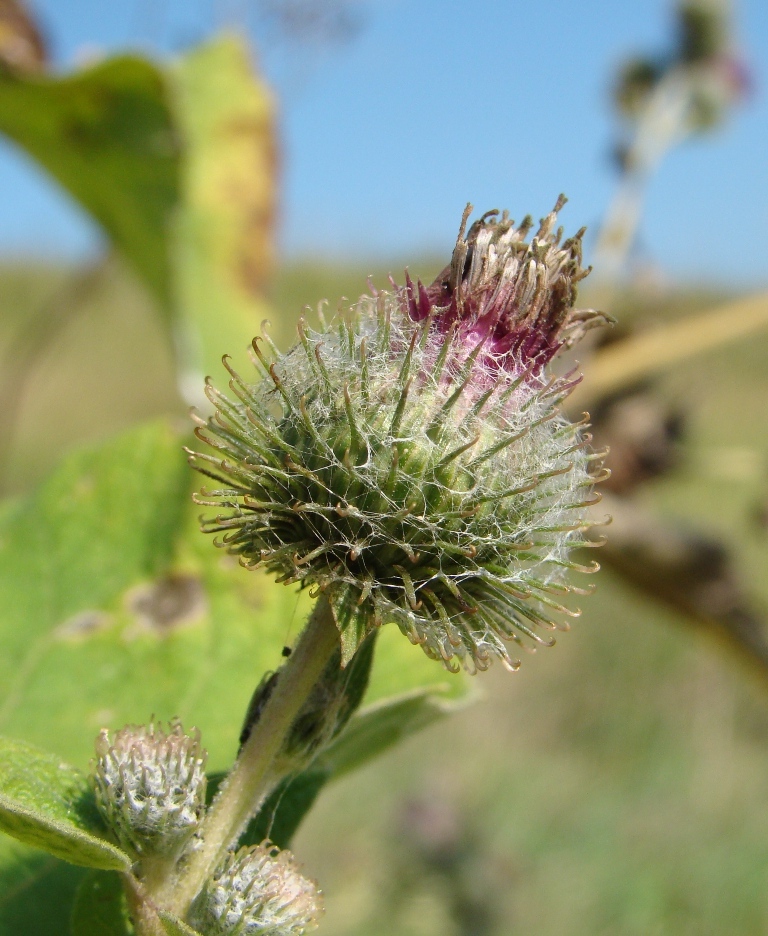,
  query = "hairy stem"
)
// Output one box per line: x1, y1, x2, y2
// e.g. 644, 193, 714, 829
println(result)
123, 874, 168, 936
138, 852, 184, 907
155, 594, 340, 917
